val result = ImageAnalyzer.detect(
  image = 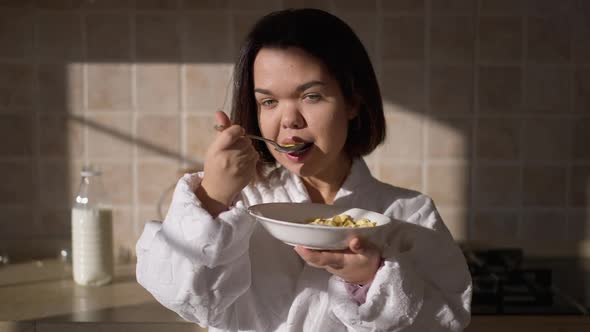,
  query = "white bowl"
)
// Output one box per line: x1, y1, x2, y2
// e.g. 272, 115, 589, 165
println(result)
247, 202, 392, 250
